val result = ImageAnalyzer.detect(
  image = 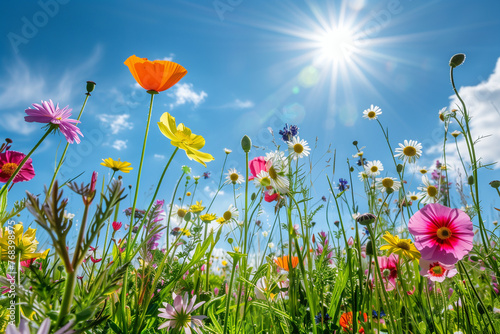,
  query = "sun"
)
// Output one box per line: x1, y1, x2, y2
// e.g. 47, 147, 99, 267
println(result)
316, 26, 358, 65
